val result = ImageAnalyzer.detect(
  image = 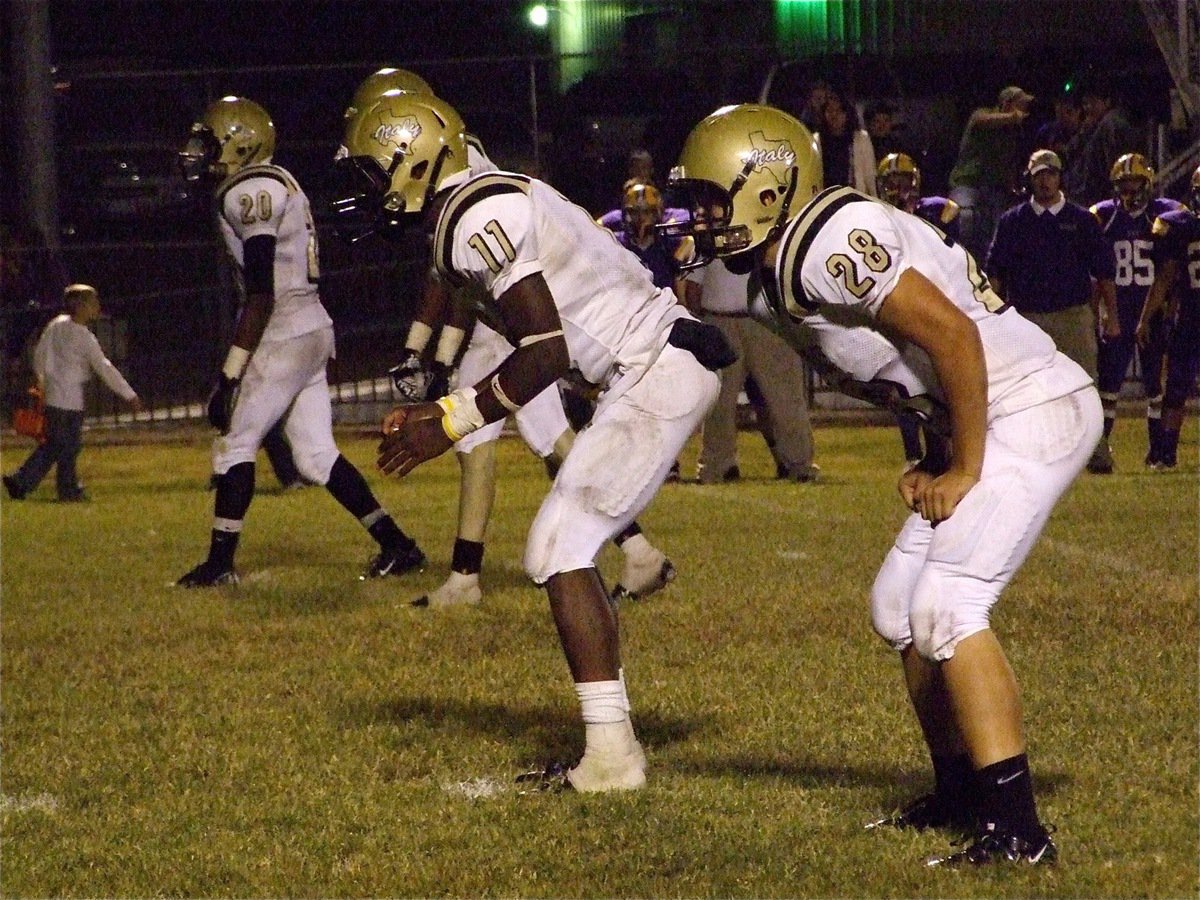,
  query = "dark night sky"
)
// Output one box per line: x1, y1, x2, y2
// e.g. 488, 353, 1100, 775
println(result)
47, 0, 536, 69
